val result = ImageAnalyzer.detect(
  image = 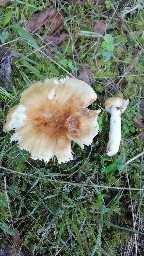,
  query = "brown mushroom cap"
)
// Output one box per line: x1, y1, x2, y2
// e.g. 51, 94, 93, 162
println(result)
5, 77, 100, 163
104, 97, 129, 113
